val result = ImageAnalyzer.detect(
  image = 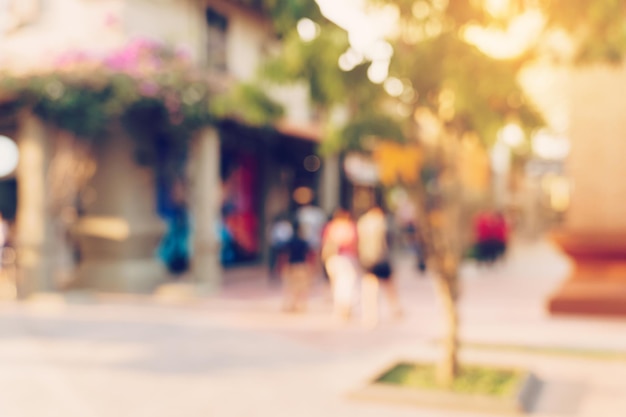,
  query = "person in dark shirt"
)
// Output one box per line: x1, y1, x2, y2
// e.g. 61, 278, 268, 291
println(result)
280, 220, 314, 313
